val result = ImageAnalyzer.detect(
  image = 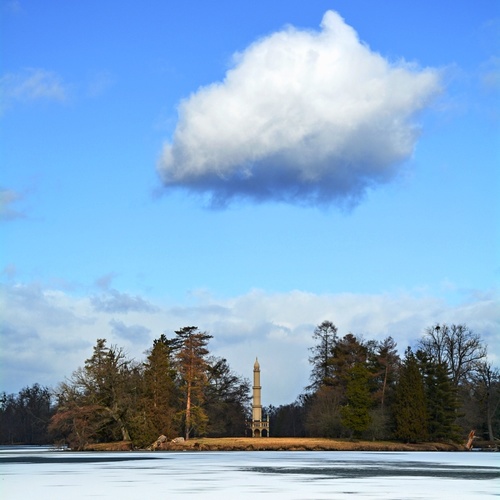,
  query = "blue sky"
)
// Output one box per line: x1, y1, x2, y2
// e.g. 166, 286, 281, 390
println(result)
1, 0, 499, 405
